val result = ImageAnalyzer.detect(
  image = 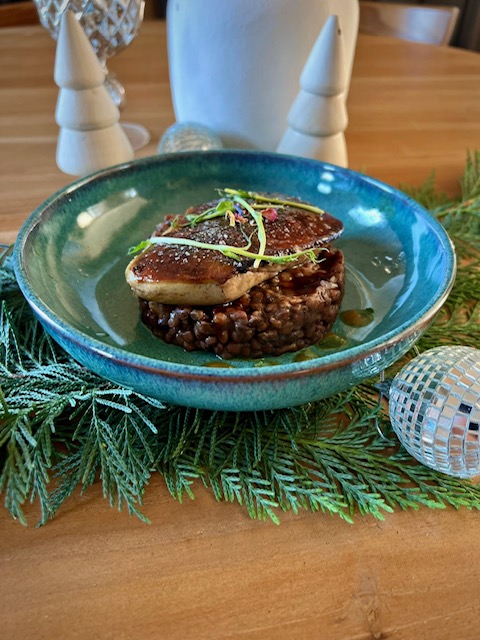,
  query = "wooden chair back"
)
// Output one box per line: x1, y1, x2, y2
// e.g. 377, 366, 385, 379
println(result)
0, 1, 39, 27
359, 2, 460, 46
